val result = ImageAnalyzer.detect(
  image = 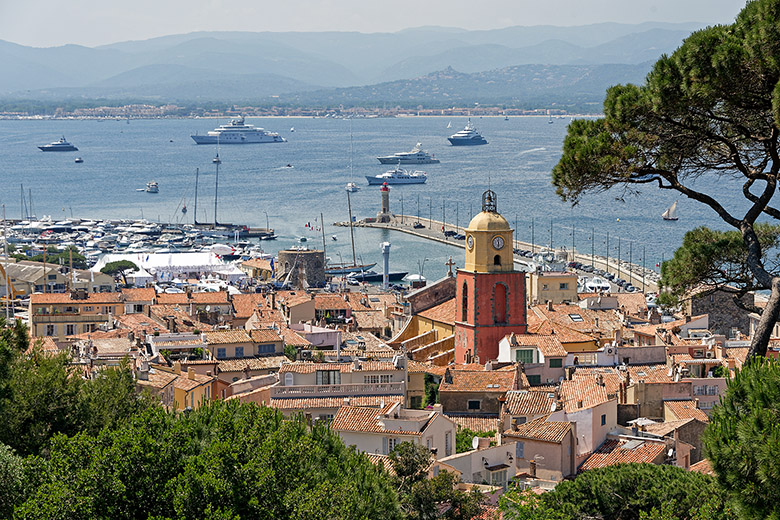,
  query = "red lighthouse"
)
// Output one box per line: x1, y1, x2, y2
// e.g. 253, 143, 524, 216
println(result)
454, 190, 527, 363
